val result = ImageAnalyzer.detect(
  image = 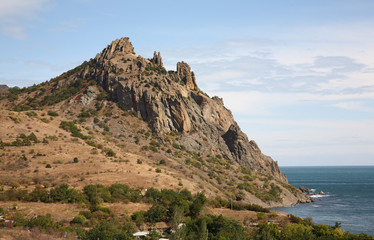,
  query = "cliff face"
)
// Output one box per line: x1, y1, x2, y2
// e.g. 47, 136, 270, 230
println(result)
68, 37, 287, 182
